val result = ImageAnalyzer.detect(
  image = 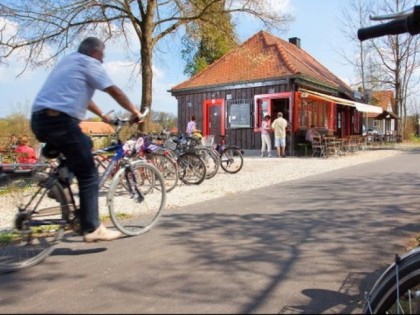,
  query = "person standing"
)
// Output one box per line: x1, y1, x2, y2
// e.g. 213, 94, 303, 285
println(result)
271, 112, 288, 158
31, 36, 144, 243
260, 115, 272, 158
